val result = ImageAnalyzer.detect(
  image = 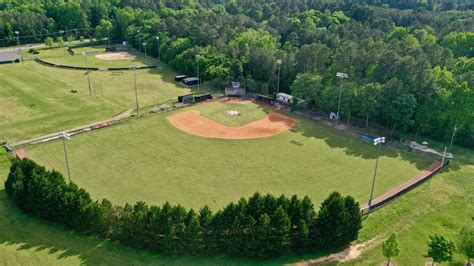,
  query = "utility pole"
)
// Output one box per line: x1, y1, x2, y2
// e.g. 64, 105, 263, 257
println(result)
335, 72, 349, 125
368, 137, 385, 212
130, 66, 140, 116
59, 132, 72, 182
276, 59, 282, 94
